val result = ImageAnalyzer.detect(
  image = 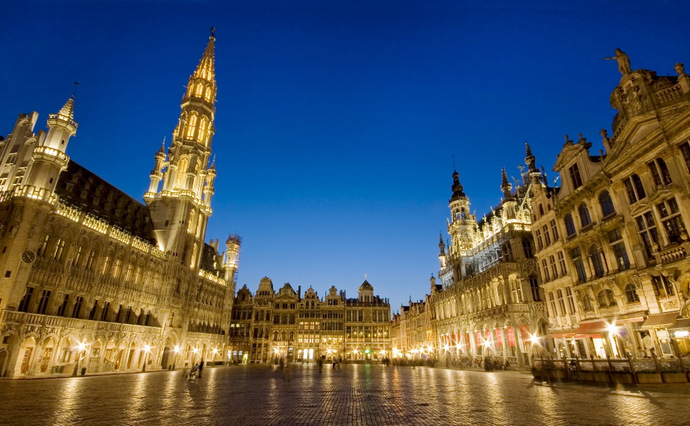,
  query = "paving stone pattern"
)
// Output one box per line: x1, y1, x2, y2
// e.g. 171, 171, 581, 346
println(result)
0, 364, 689, 425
